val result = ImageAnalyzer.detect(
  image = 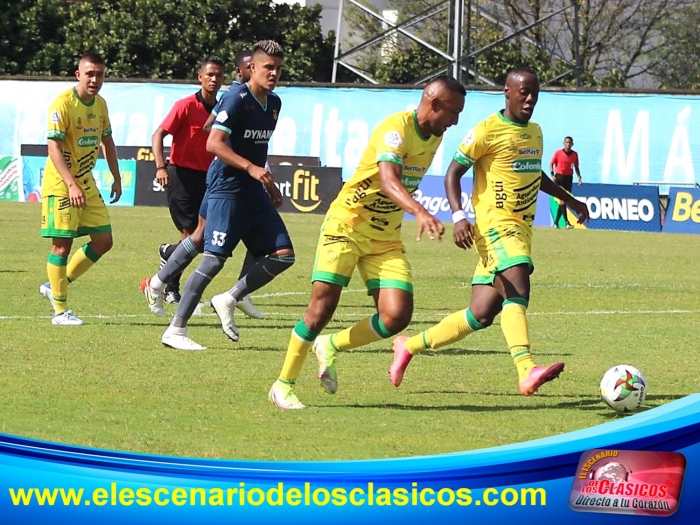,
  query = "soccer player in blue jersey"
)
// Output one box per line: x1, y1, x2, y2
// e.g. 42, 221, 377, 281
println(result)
158, 40, 294, 351
145, 48, 265, 320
